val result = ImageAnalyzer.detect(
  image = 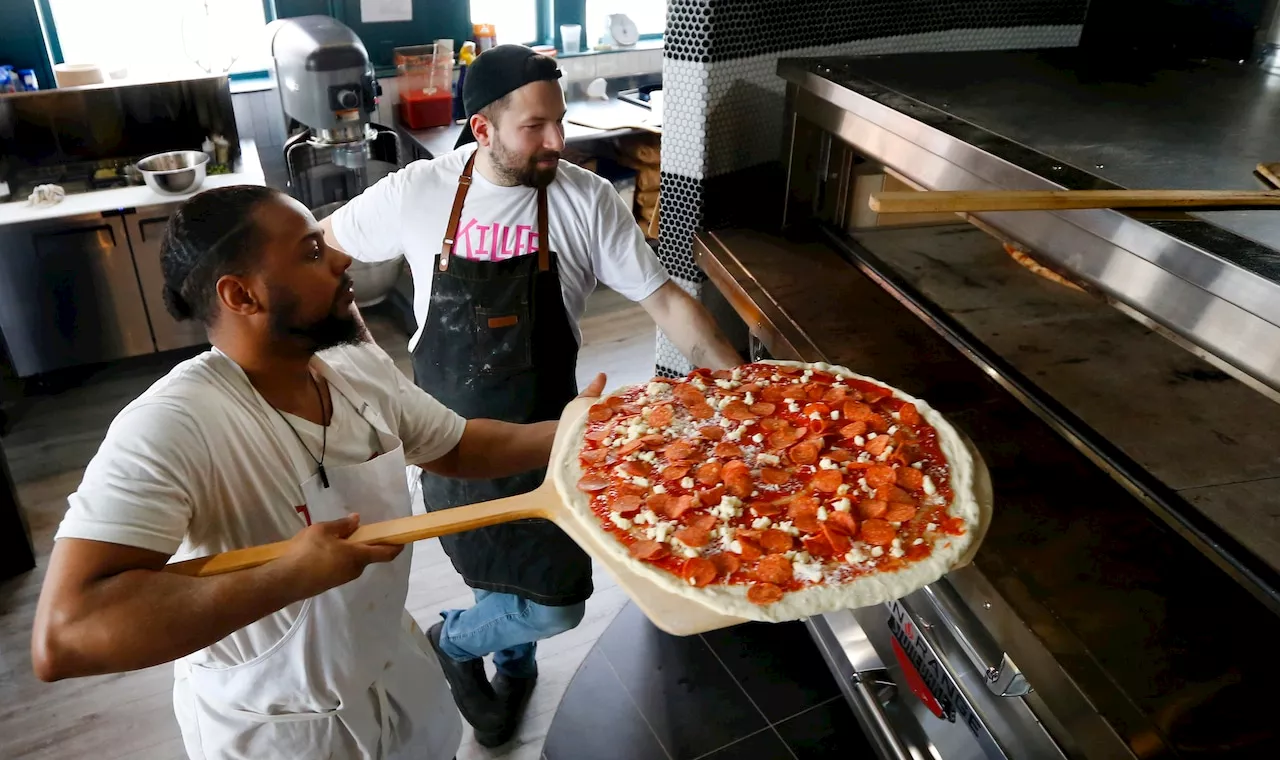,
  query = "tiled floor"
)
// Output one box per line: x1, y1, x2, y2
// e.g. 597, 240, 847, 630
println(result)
543, 603, 876, 760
